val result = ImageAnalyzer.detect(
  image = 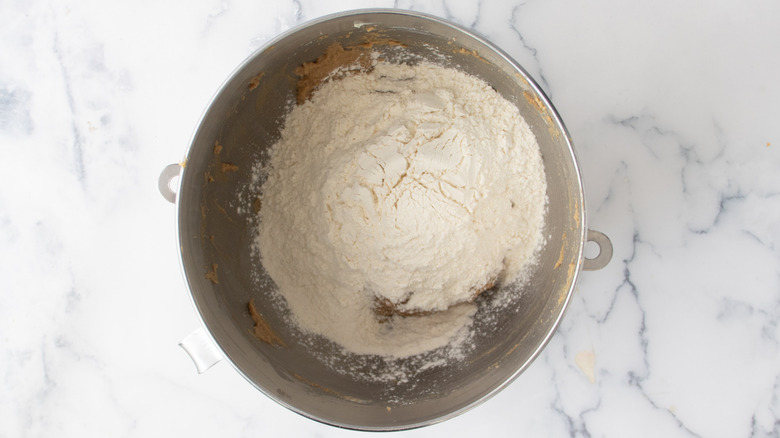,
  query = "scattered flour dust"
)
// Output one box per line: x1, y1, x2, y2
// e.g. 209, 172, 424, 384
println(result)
253, 59, 547, 363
